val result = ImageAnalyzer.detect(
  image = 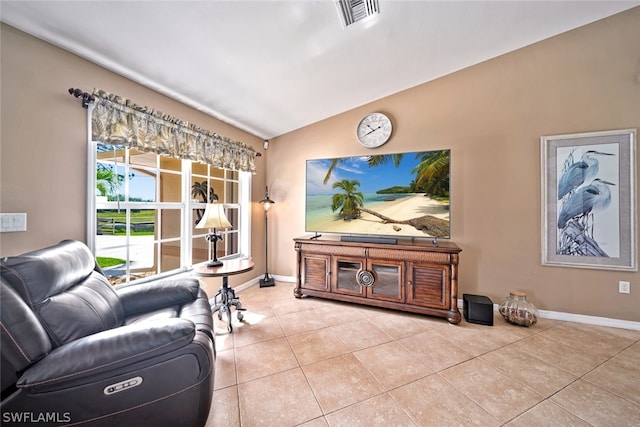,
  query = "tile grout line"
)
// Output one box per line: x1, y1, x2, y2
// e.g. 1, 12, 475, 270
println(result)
214, 282, 640, 426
